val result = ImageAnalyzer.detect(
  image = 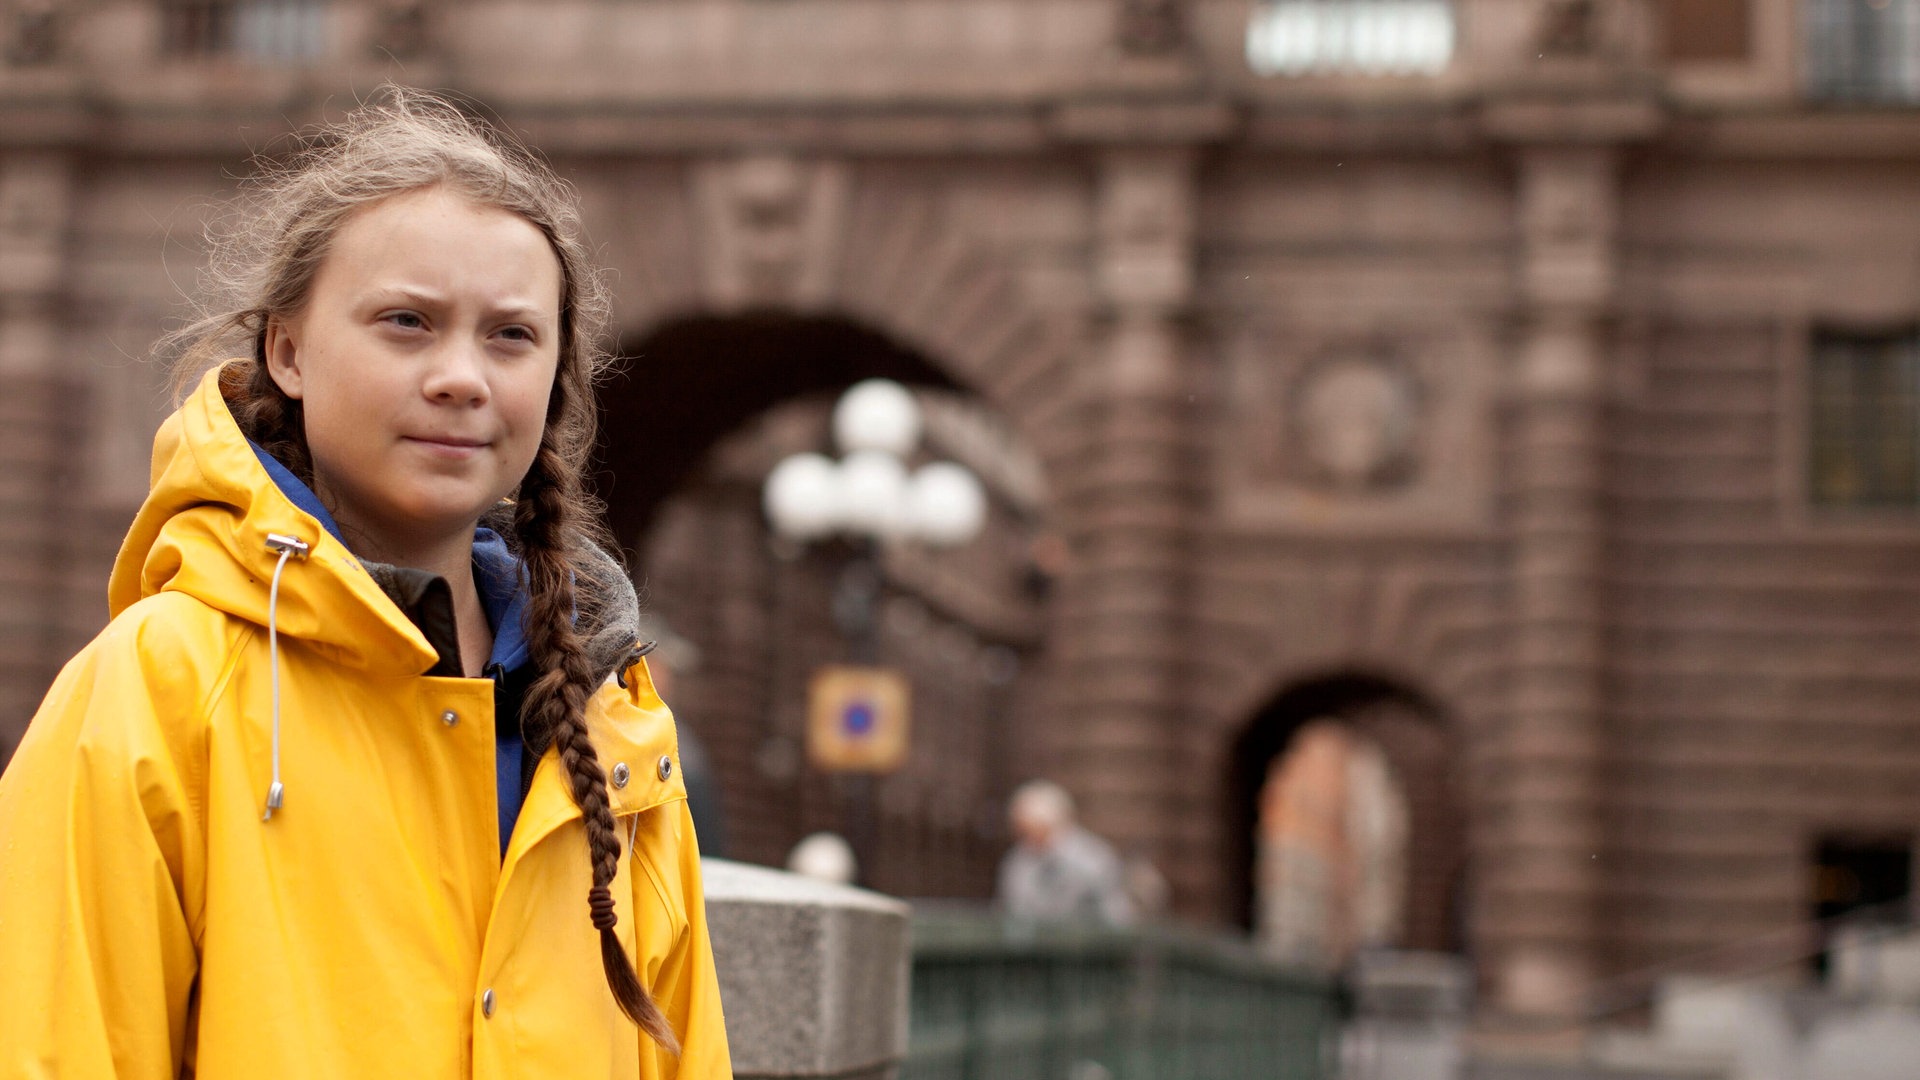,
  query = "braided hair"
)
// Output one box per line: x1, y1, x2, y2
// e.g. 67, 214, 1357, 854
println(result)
171, 86, 676, 1051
